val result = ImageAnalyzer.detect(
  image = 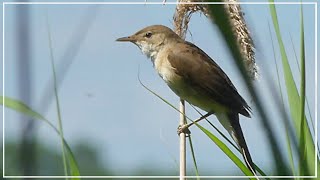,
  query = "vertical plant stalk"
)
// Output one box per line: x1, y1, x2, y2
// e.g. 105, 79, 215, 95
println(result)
174, 2, 189, 179
268, 22, 296, 175
298, 4, 307, 176
179, 100, 186, 180
16, 4, 37, 177
172, 1, 256, 178
173, 1, 201, 178
46, 16, 69, 179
